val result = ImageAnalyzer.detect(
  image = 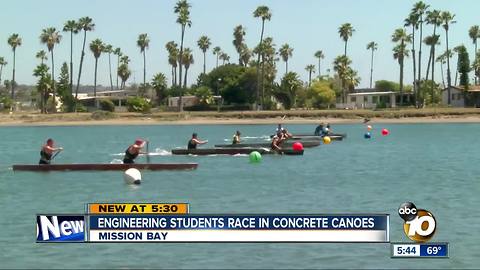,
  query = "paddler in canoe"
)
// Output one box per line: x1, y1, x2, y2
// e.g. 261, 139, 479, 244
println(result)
232, 130, 241, 144
39, 138, 63, 165
188, 133, 208, 149
123, 139, 147, 164
271, 131, 285, 151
